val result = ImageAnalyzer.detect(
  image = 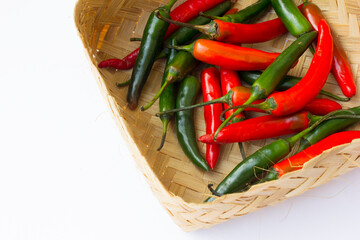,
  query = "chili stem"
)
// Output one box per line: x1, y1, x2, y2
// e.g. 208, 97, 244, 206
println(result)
199, 12, 218, 20
319, 90, 350, 102
142, 81, 172, 111
130, 37, 142, 42
309, 44, 316, 54
116, 79, 131, 88
208, 184, 223, 197
219, 103, 265, 121
238, 142, 246, 160
158, 124, 168, 151
155, 10, 211, 34
165, 42, 193, 52
155, 96, 227, 117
